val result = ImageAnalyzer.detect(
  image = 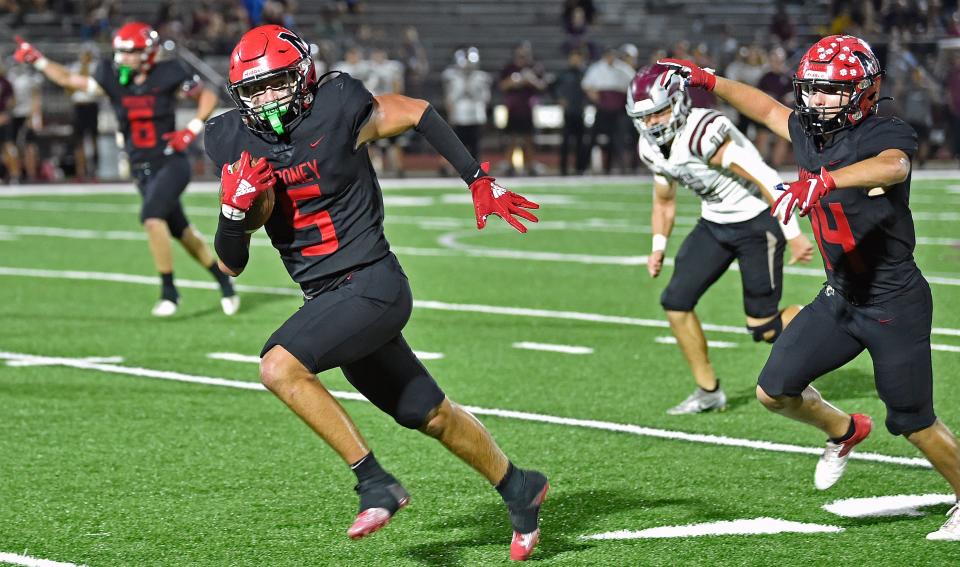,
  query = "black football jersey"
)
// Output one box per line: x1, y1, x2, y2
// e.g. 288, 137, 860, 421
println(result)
204, 73, 390, 291
93, 58, 194, 164
788, 112, 920, 302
